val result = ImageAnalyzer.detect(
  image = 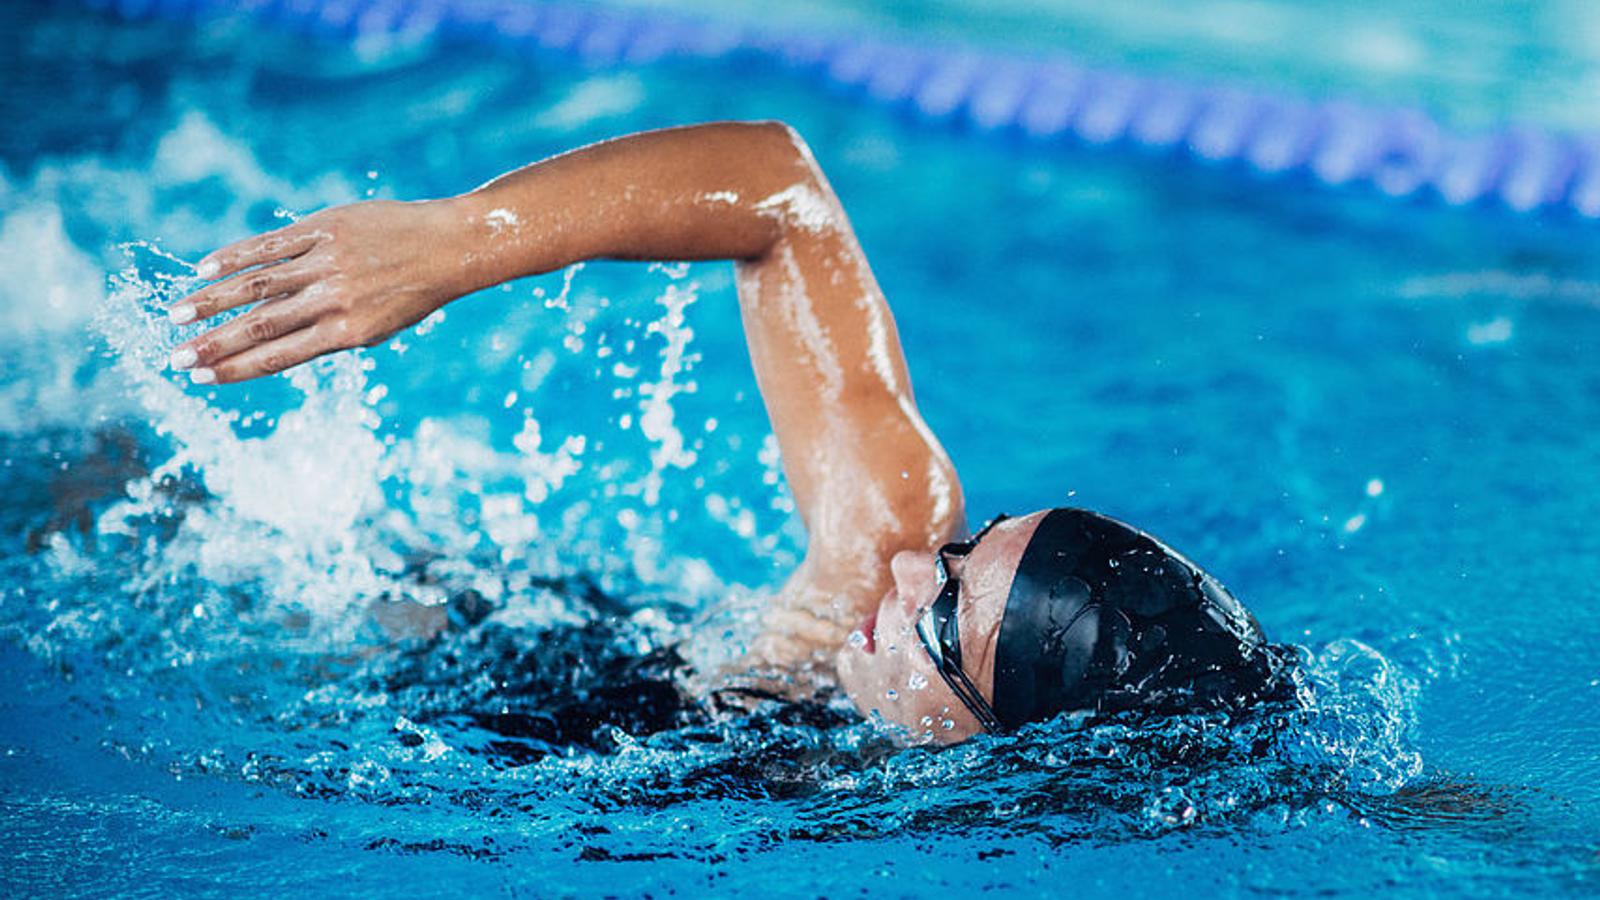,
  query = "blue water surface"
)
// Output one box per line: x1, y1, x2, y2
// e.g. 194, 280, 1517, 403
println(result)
2, 1, 1599, 897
